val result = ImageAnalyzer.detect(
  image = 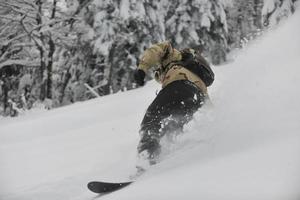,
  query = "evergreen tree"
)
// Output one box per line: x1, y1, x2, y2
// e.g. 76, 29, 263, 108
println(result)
262, 0, 296, 27
227, 0, 264, 49
164, 0, 230, 65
